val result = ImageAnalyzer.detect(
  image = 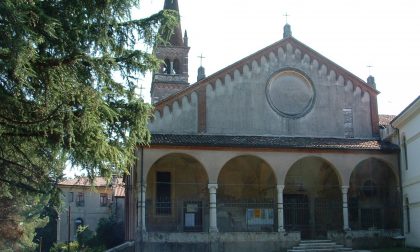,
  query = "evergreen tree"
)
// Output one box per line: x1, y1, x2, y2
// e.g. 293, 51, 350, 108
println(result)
0, 0, 178, 249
